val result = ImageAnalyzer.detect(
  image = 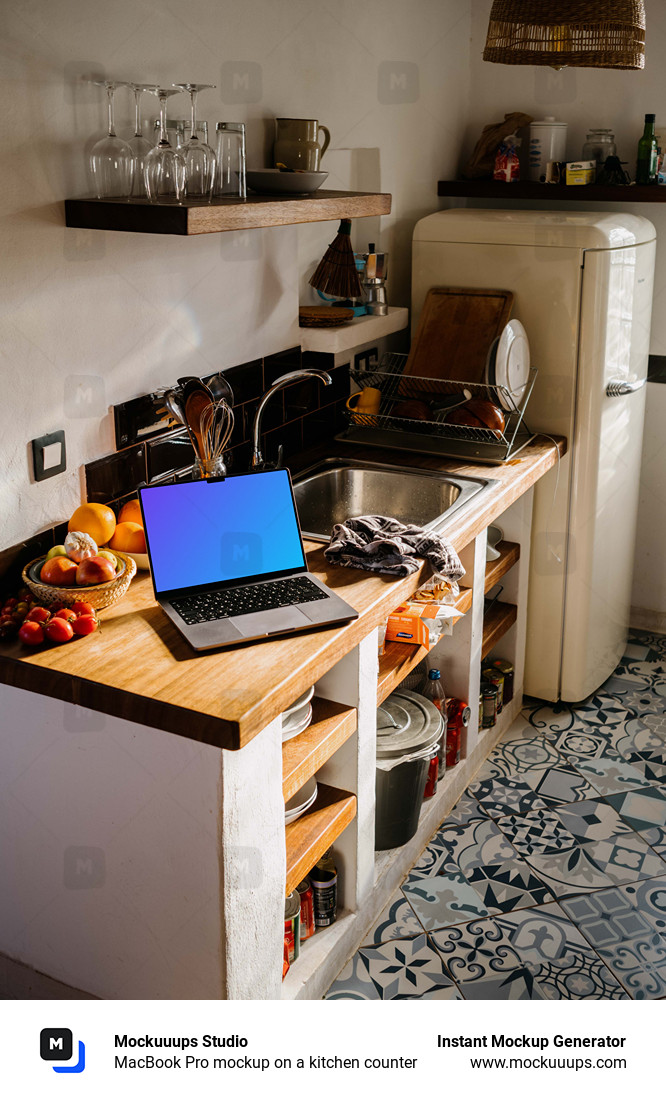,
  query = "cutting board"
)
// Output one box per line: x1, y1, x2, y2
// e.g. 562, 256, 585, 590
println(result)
404, 287, 514, 385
